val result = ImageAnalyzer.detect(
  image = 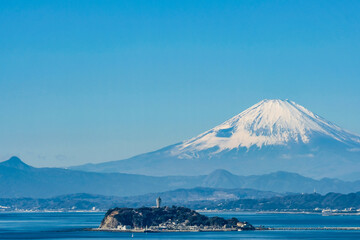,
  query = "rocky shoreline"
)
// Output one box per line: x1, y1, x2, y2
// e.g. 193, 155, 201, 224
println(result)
98, 206, 255, 232
88, 226, 360, 233
89, 227, 247, 232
